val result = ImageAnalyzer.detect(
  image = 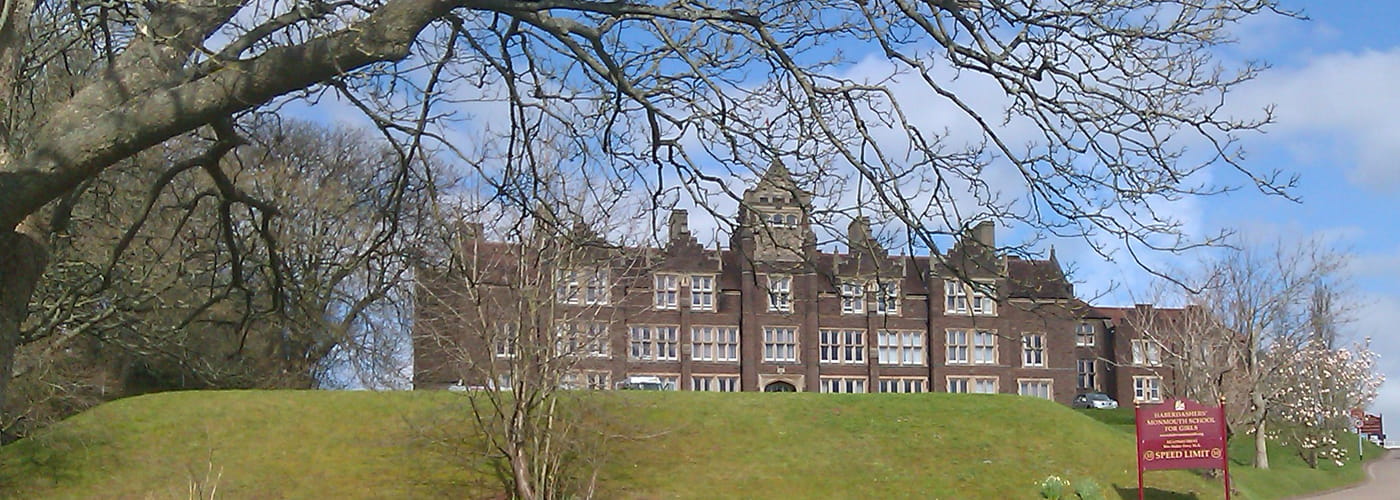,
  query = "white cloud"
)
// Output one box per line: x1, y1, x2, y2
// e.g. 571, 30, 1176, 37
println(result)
1233, 49, 1400, 191
1347, 295, 1400, 418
